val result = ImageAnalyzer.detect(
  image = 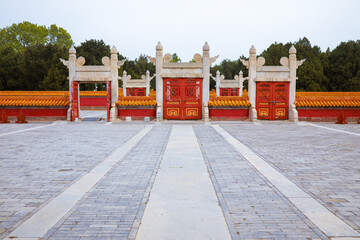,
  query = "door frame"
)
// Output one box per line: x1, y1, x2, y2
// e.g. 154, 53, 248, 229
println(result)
71, 81, 111, 122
